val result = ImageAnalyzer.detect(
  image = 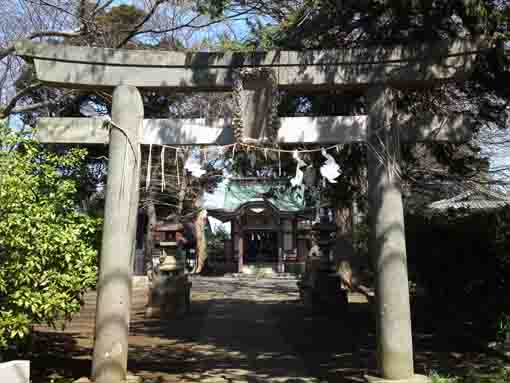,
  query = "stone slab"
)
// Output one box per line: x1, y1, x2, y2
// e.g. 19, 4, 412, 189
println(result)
0, 360, 30, 383
15, 39, 488, 90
